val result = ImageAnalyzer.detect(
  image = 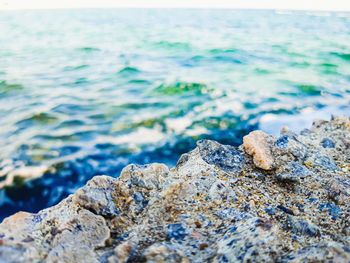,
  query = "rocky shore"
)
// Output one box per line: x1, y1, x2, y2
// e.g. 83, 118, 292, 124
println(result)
0, 117, 349, 262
